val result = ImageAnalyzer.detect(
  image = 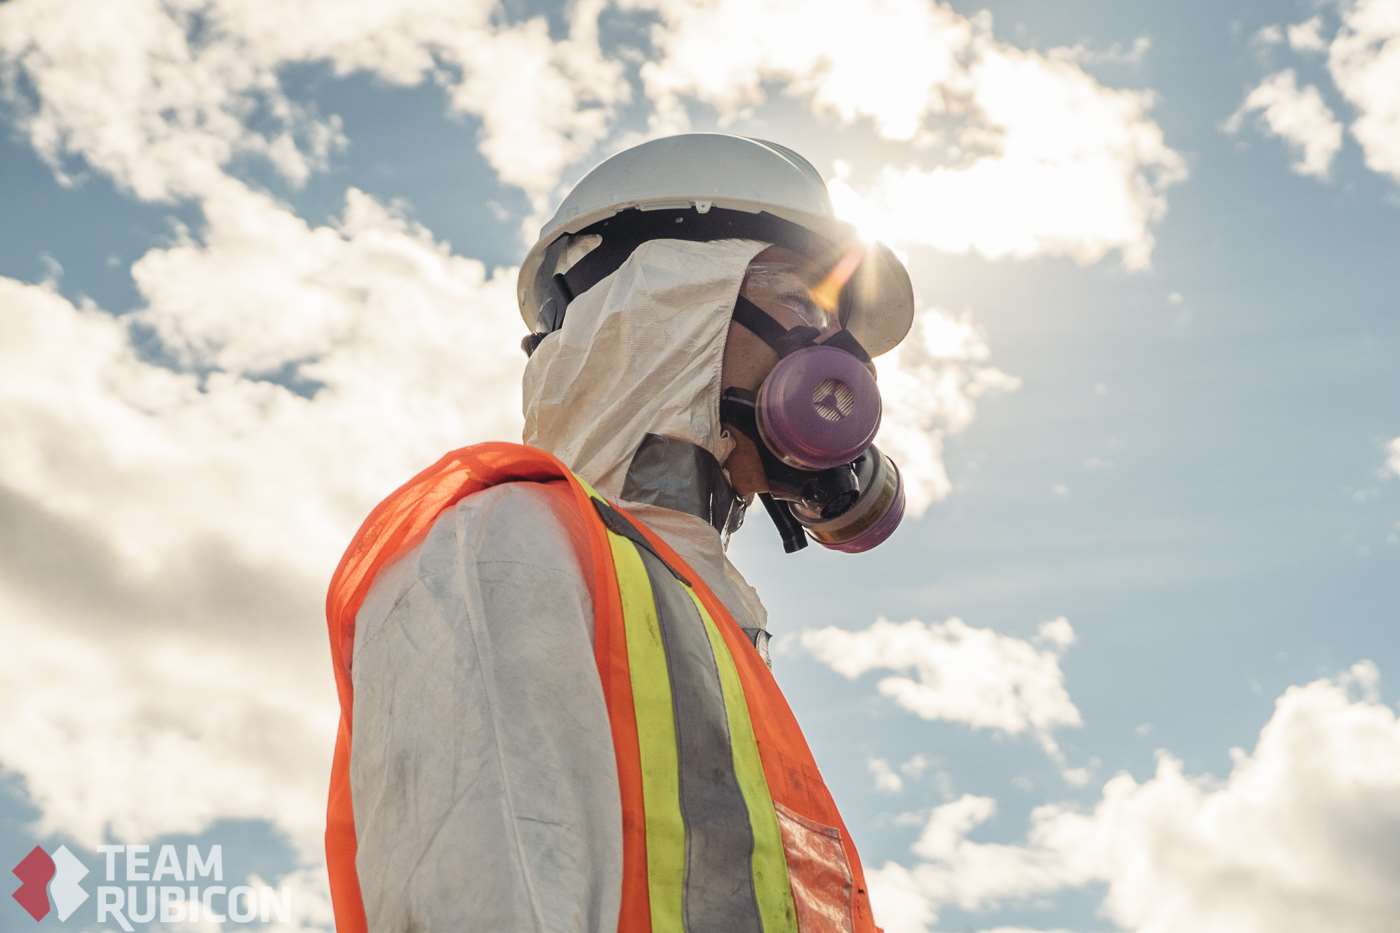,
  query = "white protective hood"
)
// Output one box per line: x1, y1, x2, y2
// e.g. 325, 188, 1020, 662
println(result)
522, 237, 771, 631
